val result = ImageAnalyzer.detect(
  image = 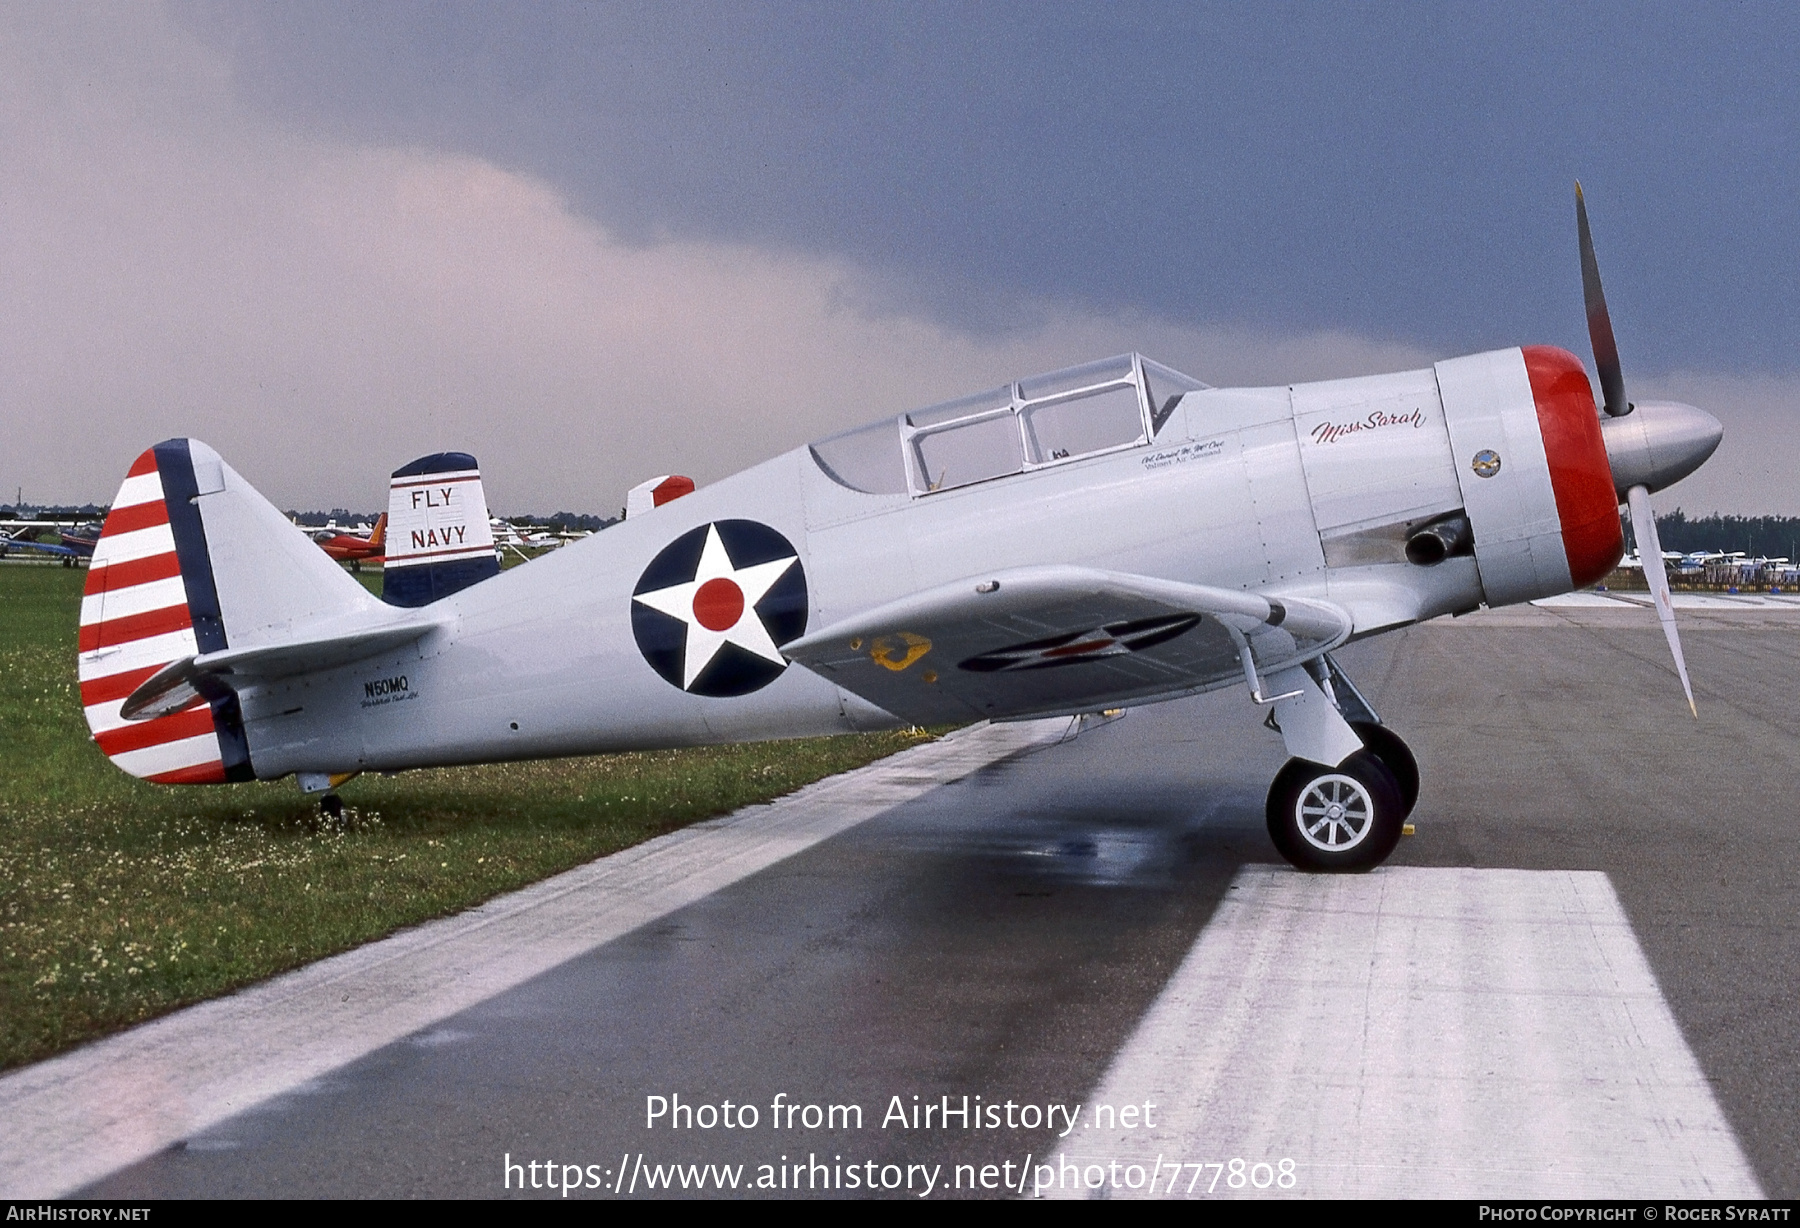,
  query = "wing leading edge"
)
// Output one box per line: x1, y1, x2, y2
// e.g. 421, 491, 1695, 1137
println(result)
784, 565, 1351, 724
